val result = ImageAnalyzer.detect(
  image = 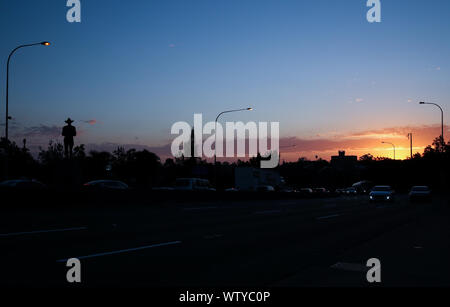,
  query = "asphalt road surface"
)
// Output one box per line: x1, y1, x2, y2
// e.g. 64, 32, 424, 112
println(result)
0, 193, 449, 287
